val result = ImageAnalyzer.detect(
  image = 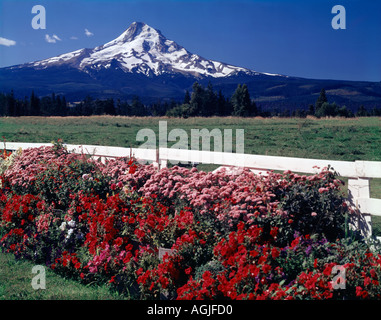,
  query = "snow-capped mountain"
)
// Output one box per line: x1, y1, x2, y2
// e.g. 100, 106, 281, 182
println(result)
2, 21, 379, 109
20, 22, 275, 78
